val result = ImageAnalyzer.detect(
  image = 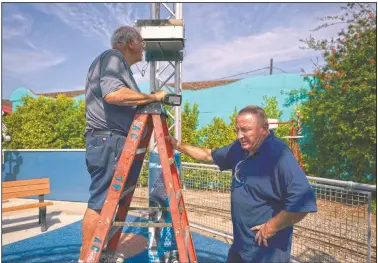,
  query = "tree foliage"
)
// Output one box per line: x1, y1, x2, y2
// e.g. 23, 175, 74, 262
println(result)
197, 108, 237, 149
261, 96, 292, 143
284, 3, 376, 183
180, 101, 201, 162
3, 95, 86, 149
